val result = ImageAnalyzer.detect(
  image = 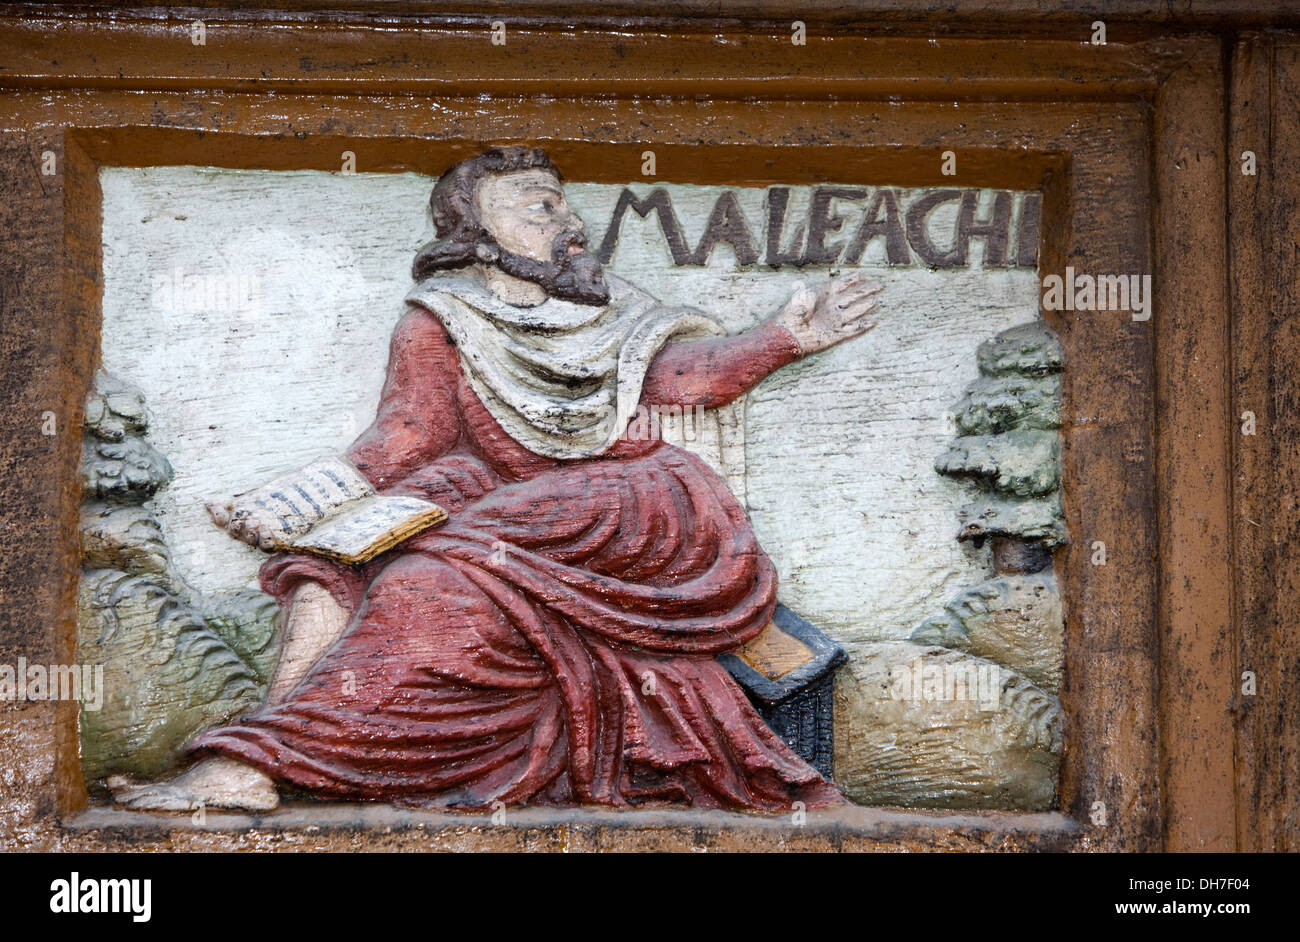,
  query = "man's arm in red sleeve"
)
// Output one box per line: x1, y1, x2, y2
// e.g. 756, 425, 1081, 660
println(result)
346, 308, 462, 489
640, 319, 804, 409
